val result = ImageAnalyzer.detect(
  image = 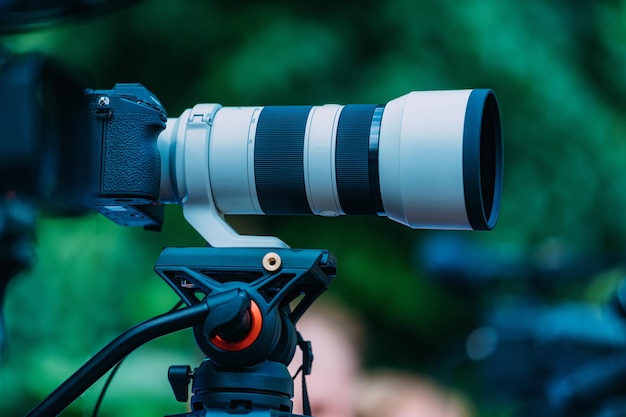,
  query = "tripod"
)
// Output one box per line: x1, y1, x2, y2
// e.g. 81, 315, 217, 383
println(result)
26, 247, 336, 417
